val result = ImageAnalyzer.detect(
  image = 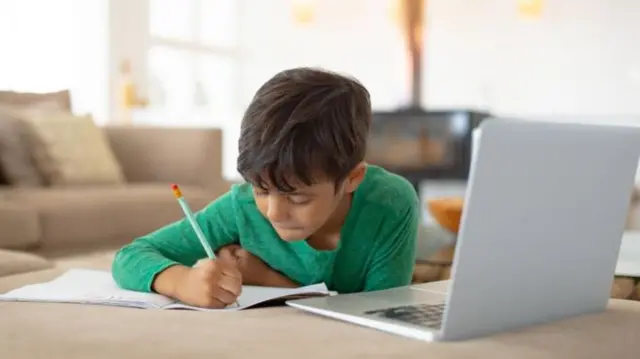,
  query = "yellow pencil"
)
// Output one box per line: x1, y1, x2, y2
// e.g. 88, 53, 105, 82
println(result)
171, 184, 240, 308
